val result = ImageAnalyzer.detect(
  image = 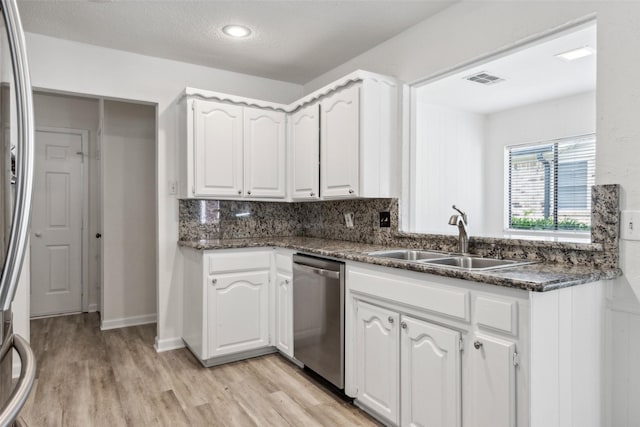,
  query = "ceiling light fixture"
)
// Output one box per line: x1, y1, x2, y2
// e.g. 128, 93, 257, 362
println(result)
555, 46, 595, 61
222, 25, 252, 39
